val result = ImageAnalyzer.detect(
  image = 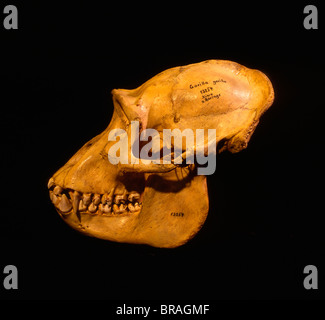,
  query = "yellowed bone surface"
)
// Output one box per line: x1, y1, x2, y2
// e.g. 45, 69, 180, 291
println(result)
48, 60, 274, 248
